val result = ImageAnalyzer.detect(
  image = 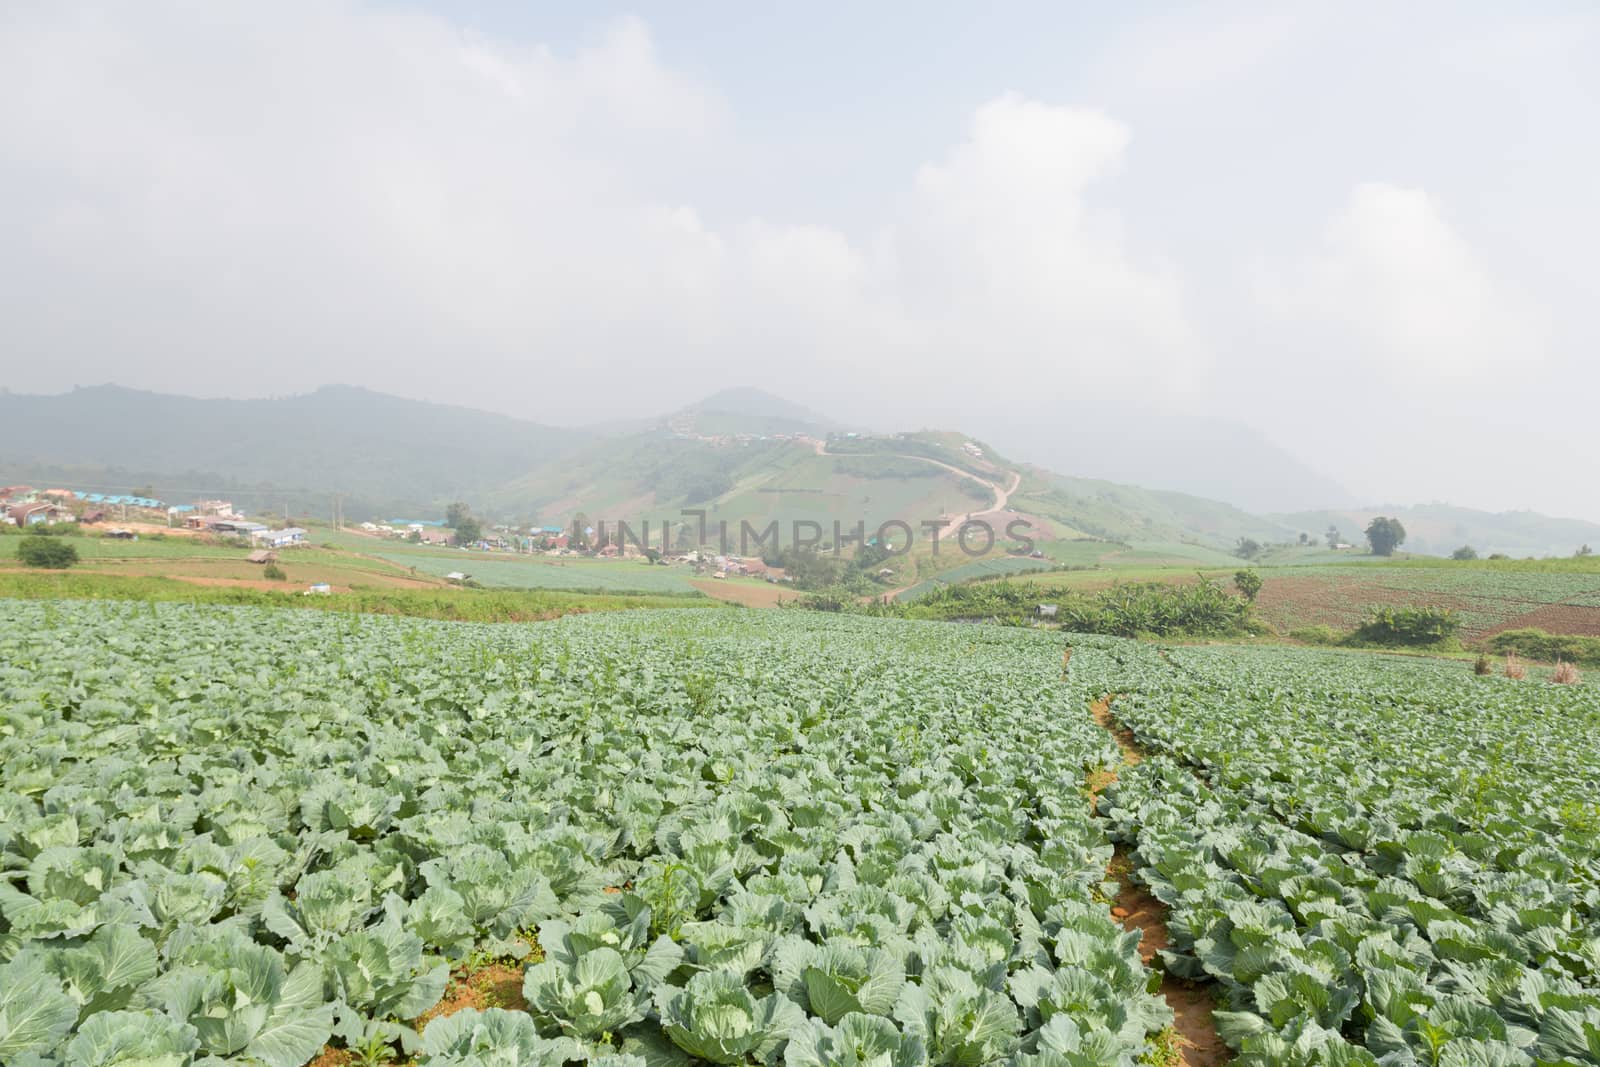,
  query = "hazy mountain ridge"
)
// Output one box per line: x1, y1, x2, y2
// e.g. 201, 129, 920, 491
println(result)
3, 383, 1594, 556
0, 384, 583, 516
